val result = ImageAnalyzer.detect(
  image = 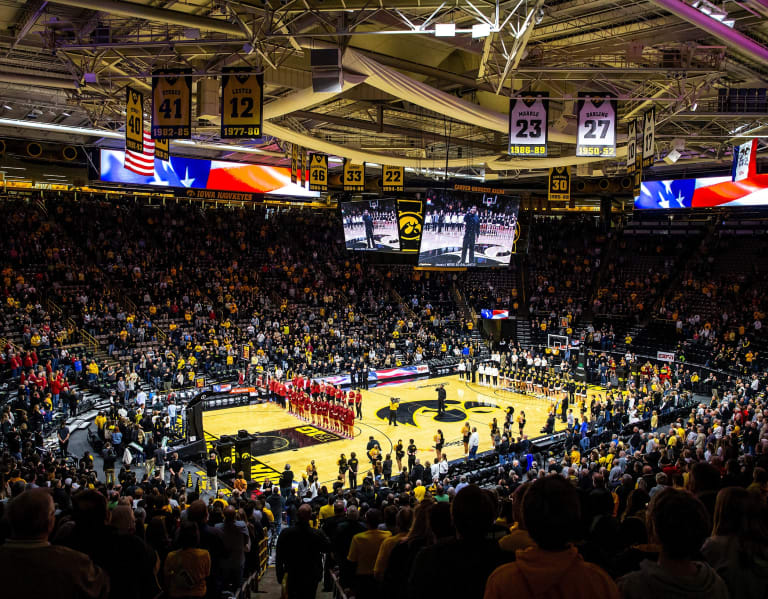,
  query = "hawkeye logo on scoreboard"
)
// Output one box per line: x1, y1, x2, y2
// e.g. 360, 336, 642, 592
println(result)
125, 88, 144, 153
382, 165, 404, 192
343, 160, 365, 192
626, 119, 637, 174
309, 154, 328, 191
576, 93, 616, 158
152, 70, 192, 139
291, 144, 299, 184
396, 199, 424, 252
221, 68, 263, 139
642, 107, 655, 168
508, 91, 548, 156
548, 166, 571, 202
